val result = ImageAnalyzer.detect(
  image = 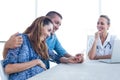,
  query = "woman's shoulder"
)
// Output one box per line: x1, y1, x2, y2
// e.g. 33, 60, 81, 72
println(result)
108, 33, 116, 40
18, 33, 27, 38
87, 35, 95, 42
18, 33, 29, 41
